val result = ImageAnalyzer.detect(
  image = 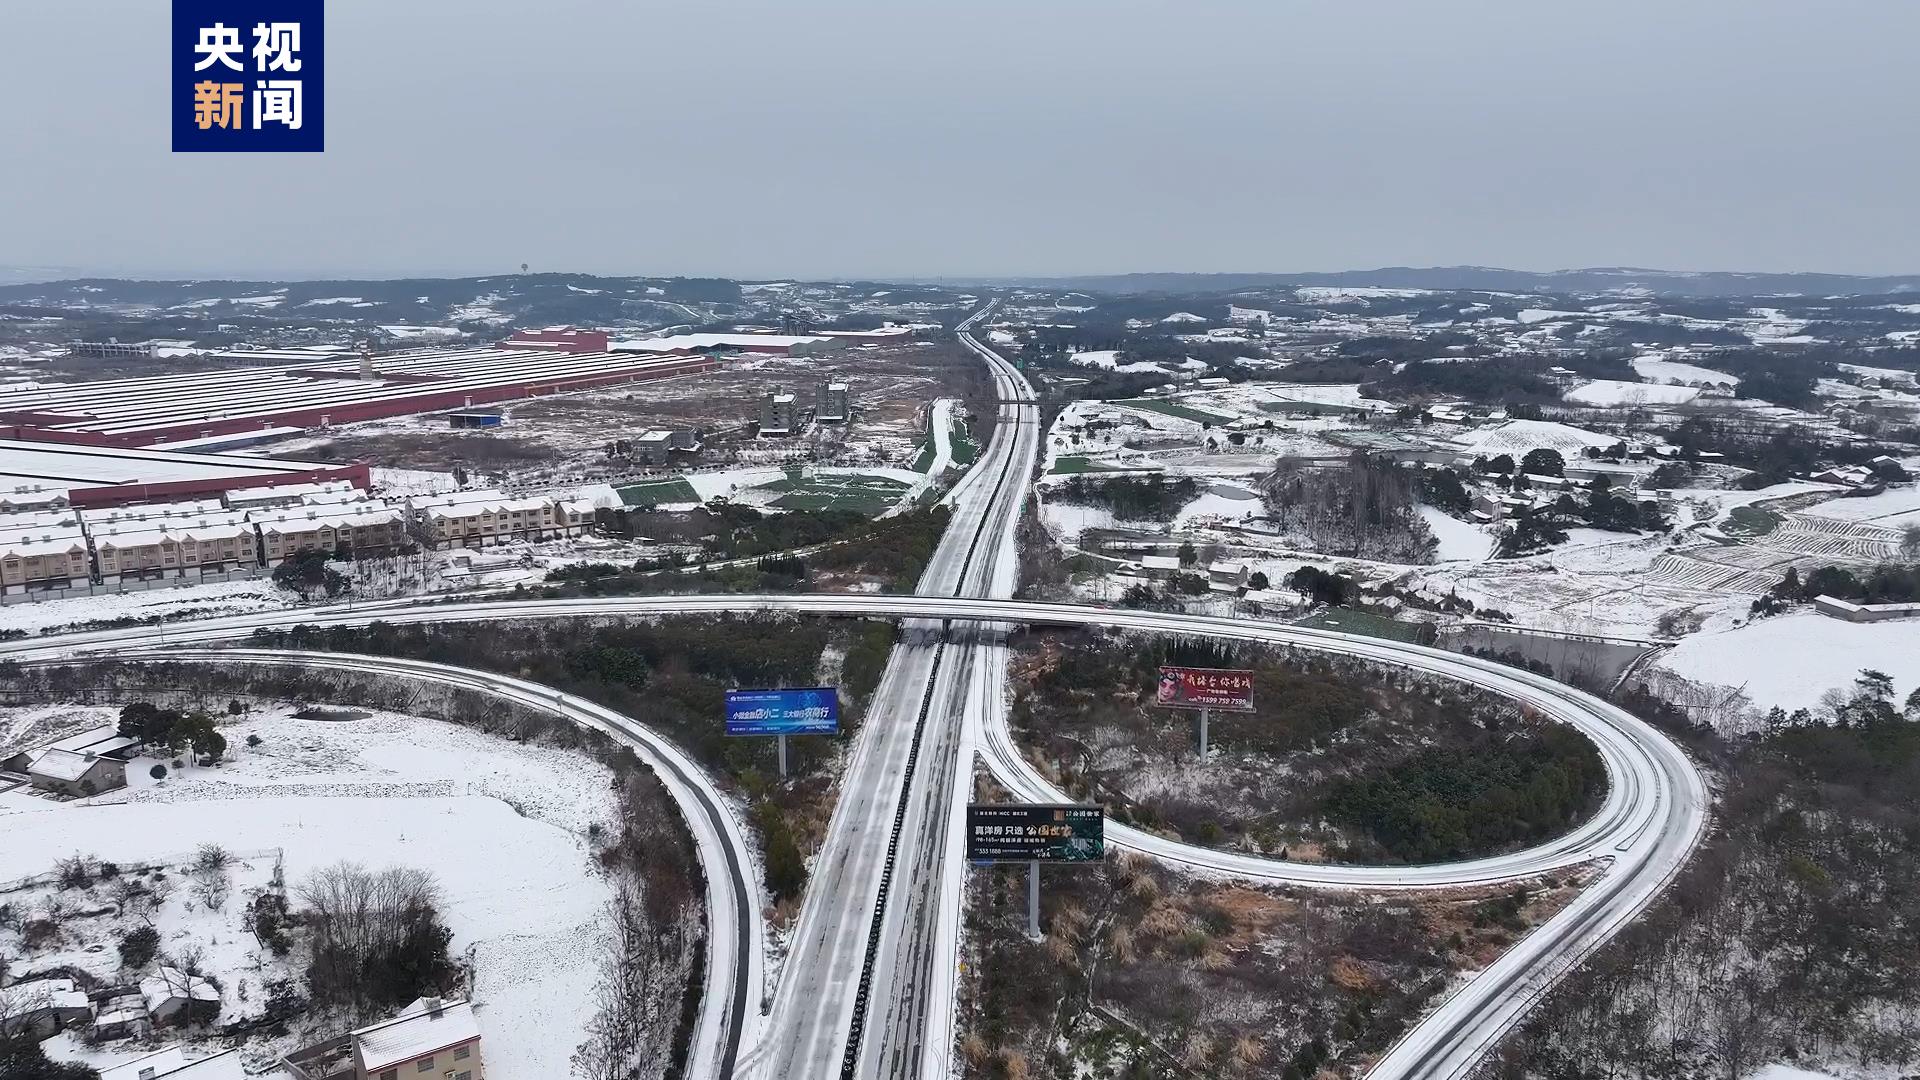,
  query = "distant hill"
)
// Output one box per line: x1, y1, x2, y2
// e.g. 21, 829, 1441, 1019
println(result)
962, 266, 1920, 298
